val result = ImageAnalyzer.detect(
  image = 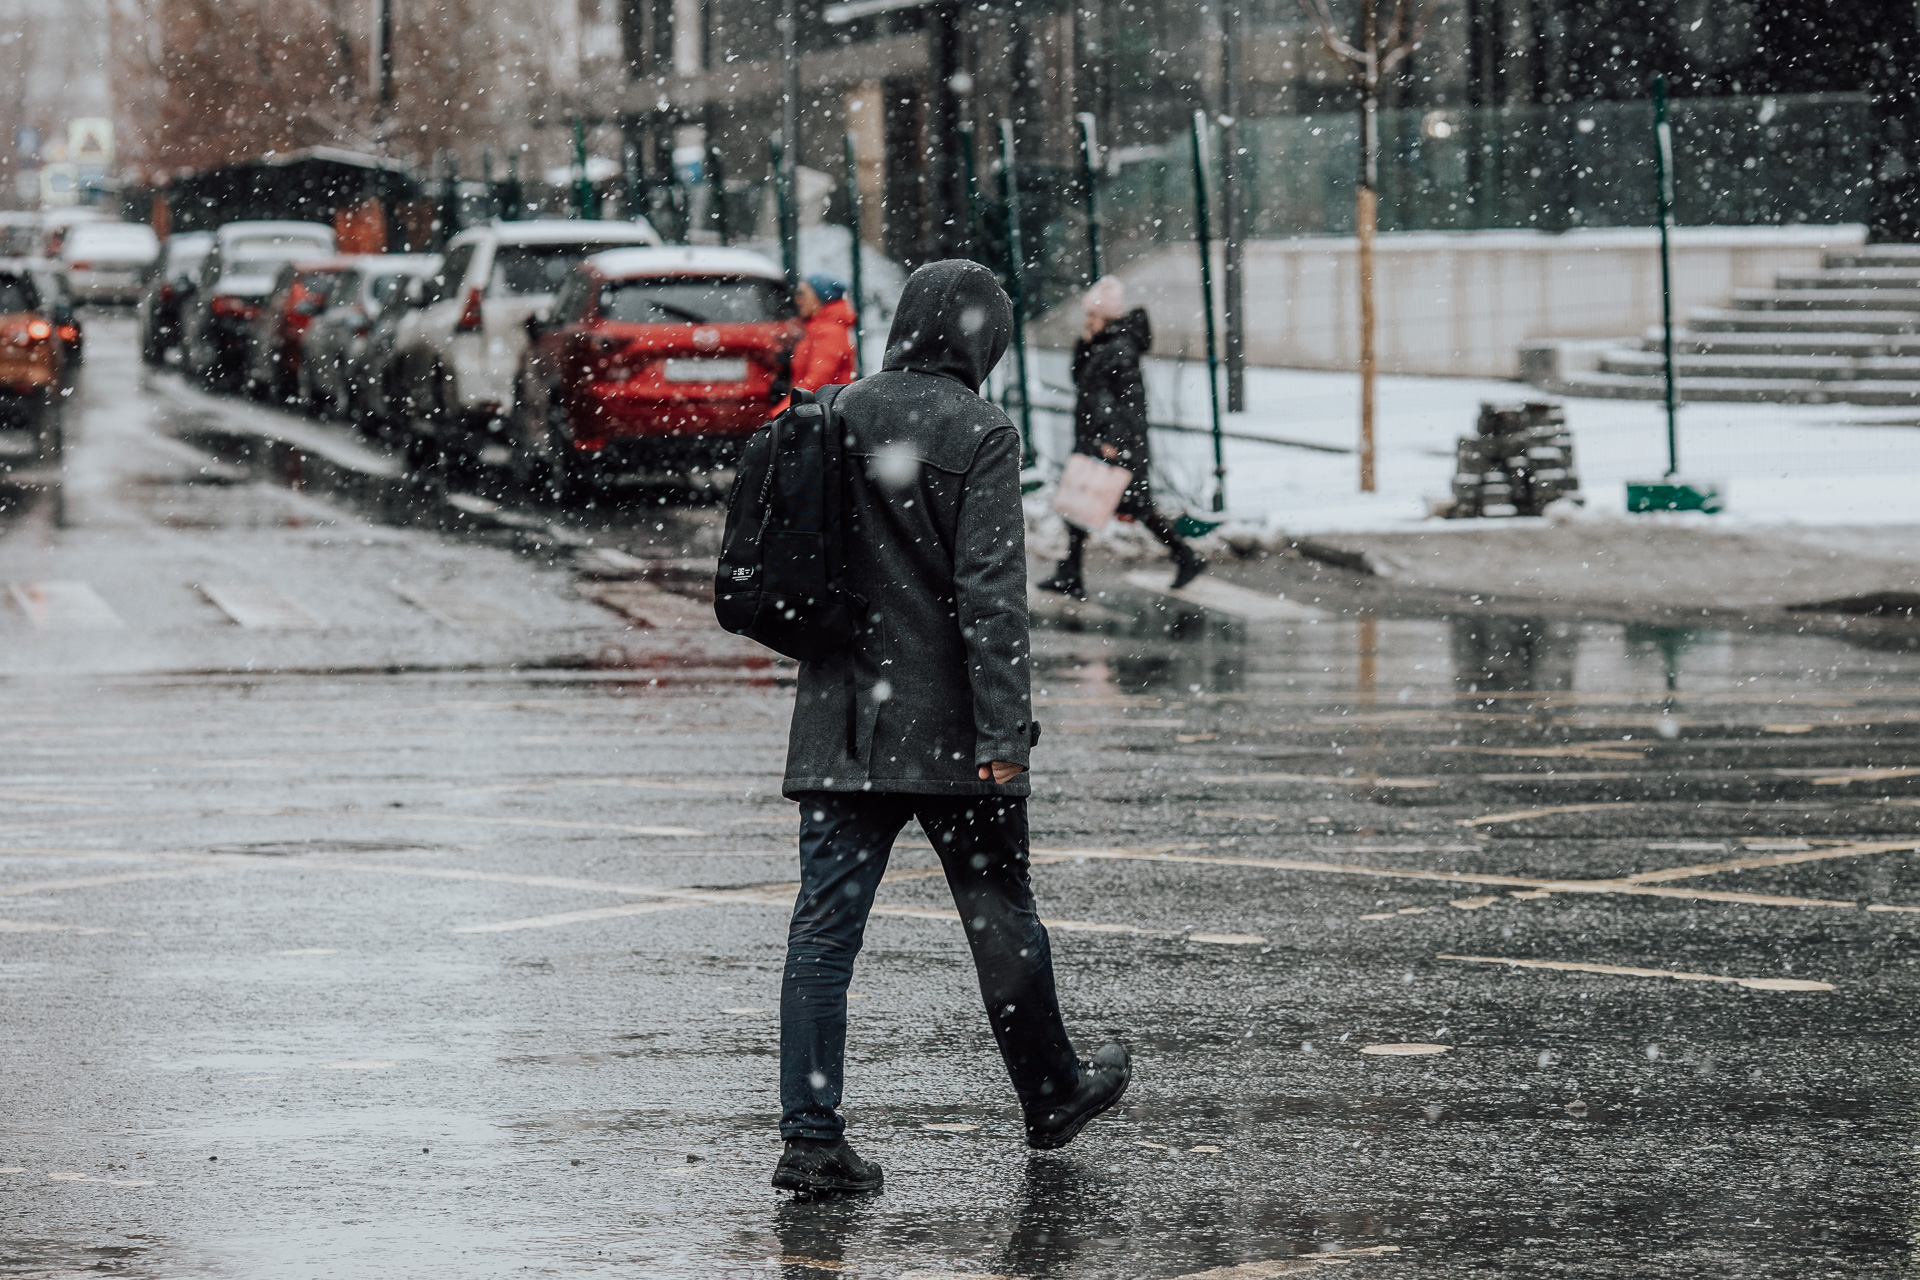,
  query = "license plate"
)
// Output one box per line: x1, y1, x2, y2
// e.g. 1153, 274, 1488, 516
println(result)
663, 357, 748, 383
